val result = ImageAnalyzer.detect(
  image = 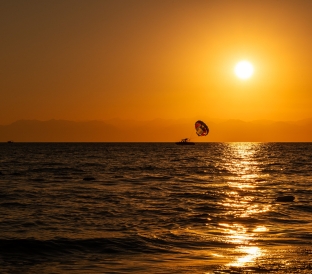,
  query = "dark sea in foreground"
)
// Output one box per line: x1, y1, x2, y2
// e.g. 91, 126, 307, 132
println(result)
0, 142, 312, 273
